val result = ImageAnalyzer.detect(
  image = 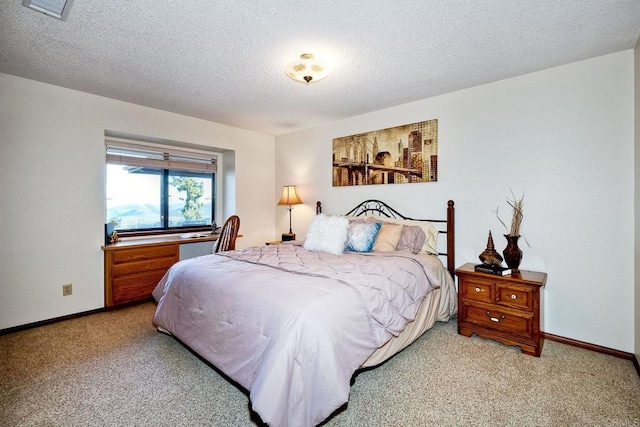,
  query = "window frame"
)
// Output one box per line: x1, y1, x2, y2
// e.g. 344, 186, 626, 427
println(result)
106, 138, 218, 237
